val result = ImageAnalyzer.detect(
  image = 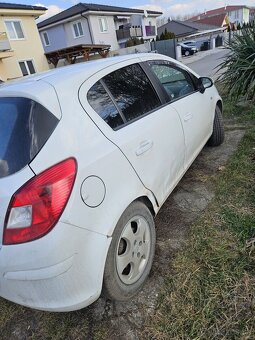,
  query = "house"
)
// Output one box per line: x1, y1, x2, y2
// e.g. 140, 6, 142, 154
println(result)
189, 5, 250, 26
37, 2, 162, 57
157, 20, 219, 38
250, 8, 255, 22
0, 2, 49, 81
